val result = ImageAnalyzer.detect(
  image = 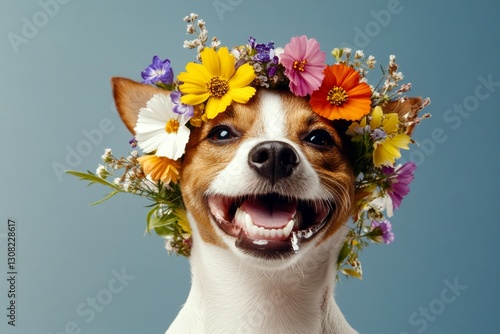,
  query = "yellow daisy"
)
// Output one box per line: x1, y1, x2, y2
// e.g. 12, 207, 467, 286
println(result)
177, 47, 257, 119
